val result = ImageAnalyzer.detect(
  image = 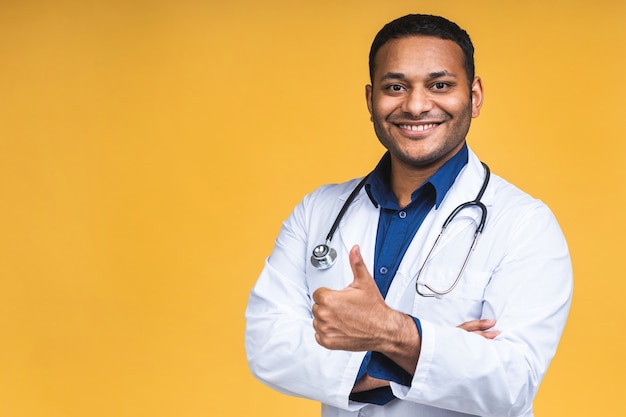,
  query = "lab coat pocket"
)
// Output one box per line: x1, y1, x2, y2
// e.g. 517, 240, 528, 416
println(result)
415, 266, 492, 324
